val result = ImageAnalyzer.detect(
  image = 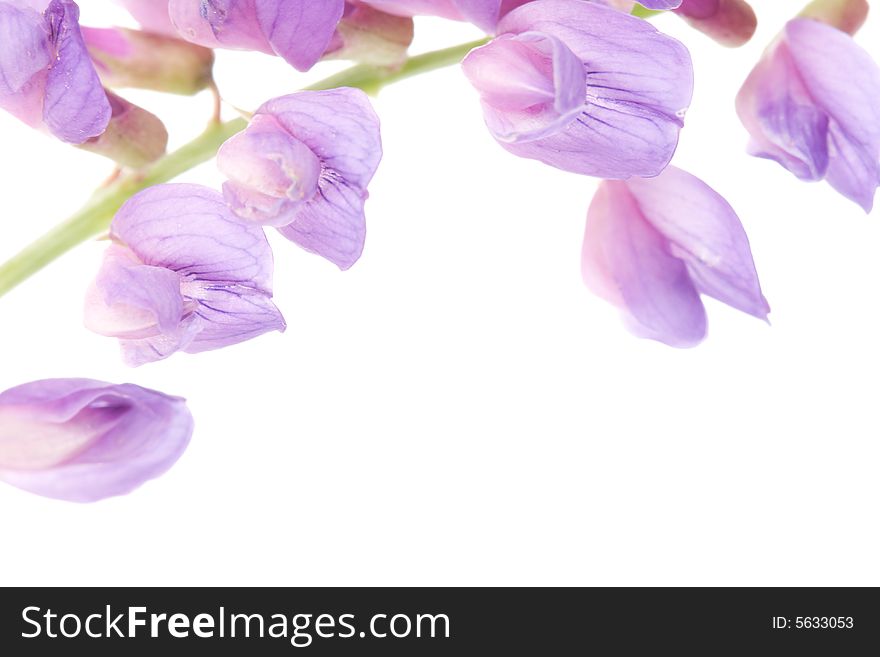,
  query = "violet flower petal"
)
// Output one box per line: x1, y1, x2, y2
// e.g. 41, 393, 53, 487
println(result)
0, 2, 51, 128
0, 379, 193, 503
461, 31, 586, 143
275, 181, 369, 270
583, 168, 769, 347
736, 35, 830, 181
218, 113, 322, 227
85, 244, 185, 340
42, 0, 112, 143
583, 180, 708, 348
169, 0, 344, 72
254, 0, 346, 71
625, 167, 770, 319
642, 0, 683, 7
